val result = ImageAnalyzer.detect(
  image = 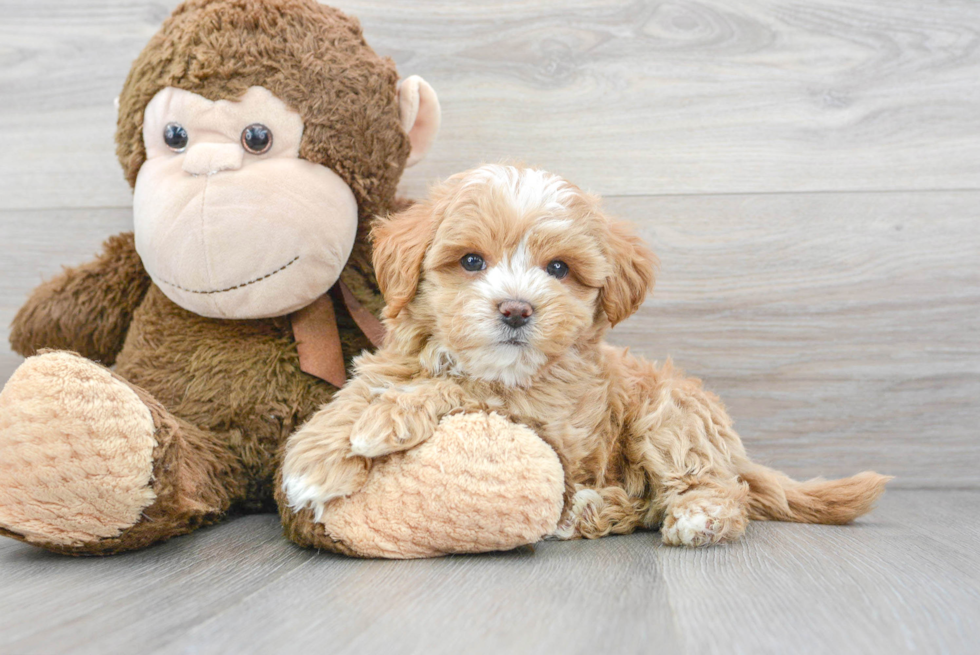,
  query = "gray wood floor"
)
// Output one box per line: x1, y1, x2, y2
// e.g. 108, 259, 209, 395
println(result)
1, 1, 978, 653
1, 490, 978, 655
